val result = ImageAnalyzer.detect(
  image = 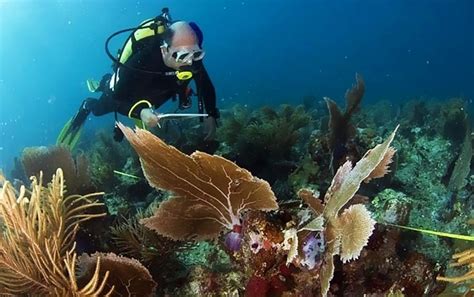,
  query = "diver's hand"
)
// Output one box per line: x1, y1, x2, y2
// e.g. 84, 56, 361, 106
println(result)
140, 108, 159, 127
203, 116, 217, 141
